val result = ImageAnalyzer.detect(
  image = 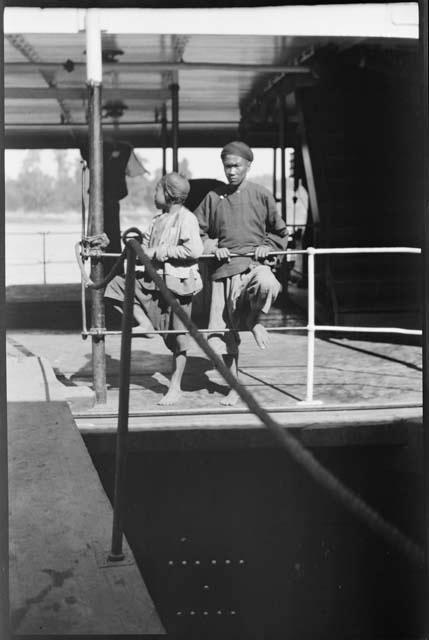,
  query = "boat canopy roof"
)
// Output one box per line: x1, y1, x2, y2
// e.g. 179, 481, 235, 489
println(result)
4, 4, 419, 148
